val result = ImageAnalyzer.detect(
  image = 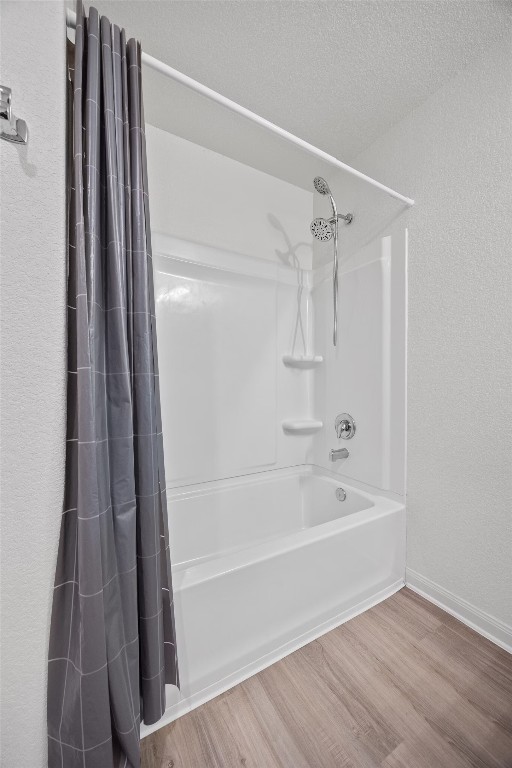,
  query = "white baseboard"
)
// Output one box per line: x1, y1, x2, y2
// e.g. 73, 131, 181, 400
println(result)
406, 568, 512, 654
141, 578, 404, 738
